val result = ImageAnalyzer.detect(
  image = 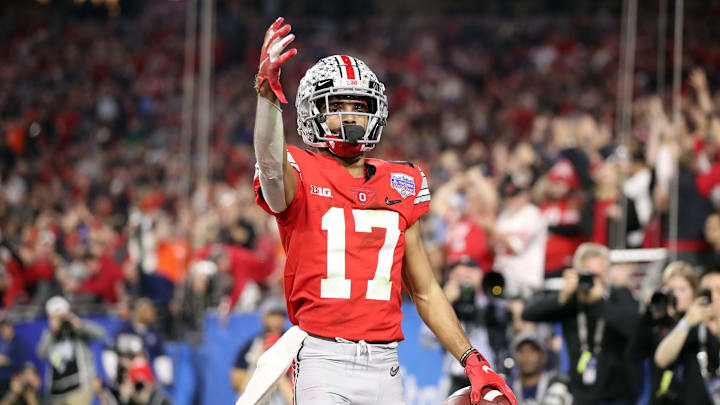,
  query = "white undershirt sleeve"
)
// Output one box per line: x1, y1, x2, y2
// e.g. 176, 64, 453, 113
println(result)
253, 96, 288, 213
